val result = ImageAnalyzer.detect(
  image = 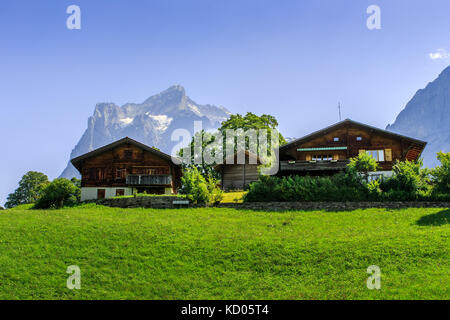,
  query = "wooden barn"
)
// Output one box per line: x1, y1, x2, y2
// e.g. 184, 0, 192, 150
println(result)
279, 119, 427, 179
71, 137, 182, 201
214, 150, 261, 190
